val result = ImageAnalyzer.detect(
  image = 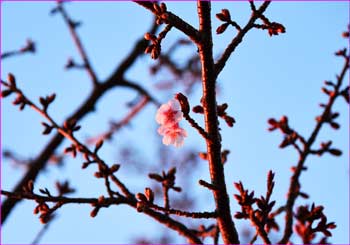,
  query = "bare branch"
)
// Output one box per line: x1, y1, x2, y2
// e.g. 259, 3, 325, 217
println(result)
278, 51, 349, 244
1, 19, 159, 224
196, 1, 239, 244
214, 1, 271, 78
56, 3, 99, 86
135, 1, 201, 44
